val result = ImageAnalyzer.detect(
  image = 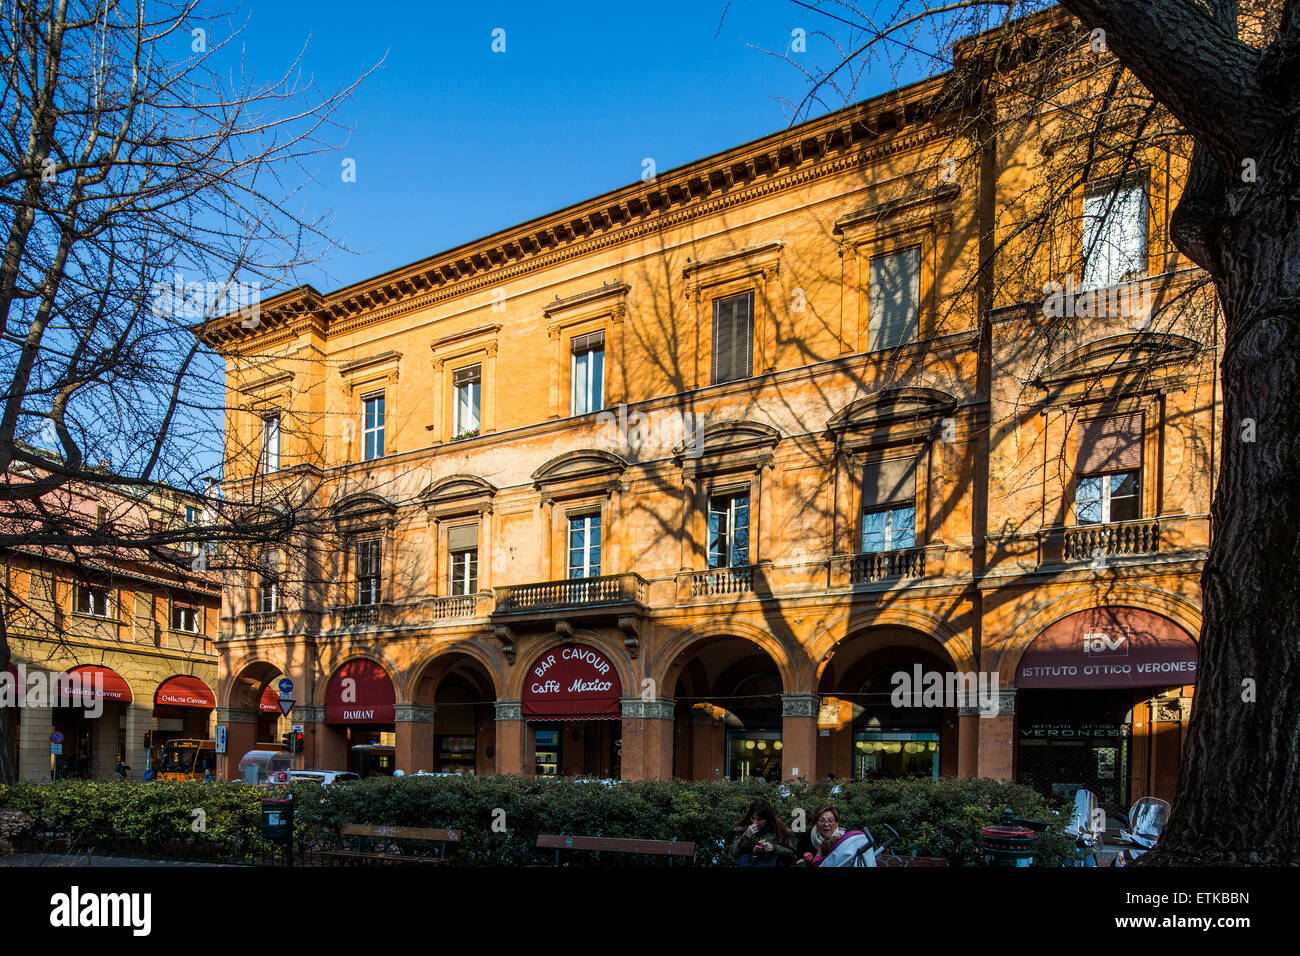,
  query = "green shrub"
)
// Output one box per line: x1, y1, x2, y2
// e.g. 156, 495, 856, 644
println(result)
0, 776, 1079, 866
